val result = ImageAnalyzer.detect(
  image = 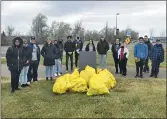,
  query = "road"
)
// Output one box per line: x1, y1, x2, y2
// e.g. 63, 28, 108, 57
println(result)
1, 64, 166, 79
